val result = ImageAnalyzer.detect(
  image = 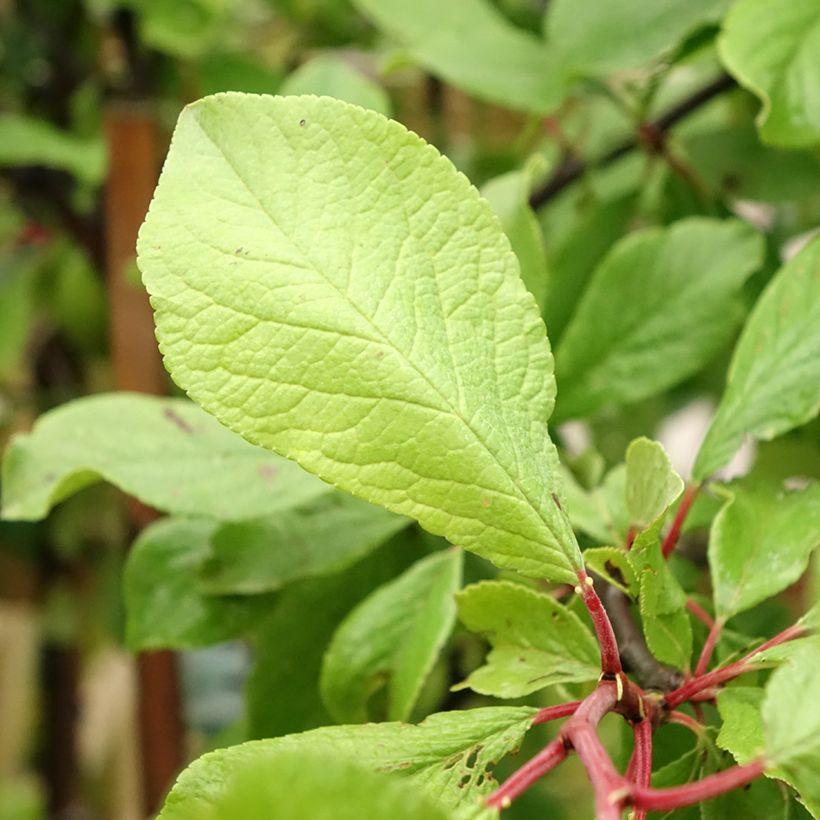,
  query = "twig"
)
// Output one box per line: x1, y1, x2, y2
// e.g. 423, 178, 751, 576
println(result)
533, 700, 582, 725
686, 598, 715, 629
628, 720, 653, 820
662, 484, 700, 559
577, 571, 622, 675
668, 710, 705, 737
486, 738, 568, 810
528, 74, 738, 210
694, 617, 726, 677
